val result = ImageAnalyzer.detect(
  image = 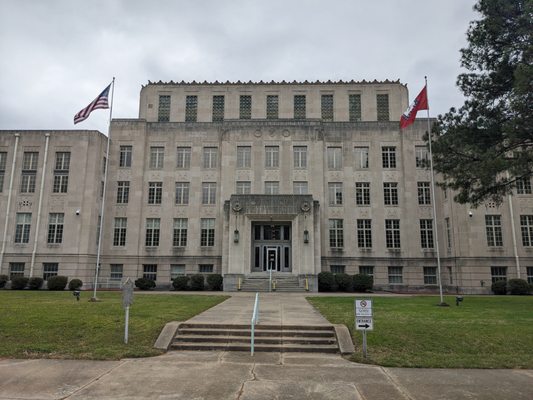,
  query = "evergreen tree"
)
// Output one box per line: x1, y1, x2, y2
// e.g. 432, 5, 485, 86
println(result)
432, 0, 532, 206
